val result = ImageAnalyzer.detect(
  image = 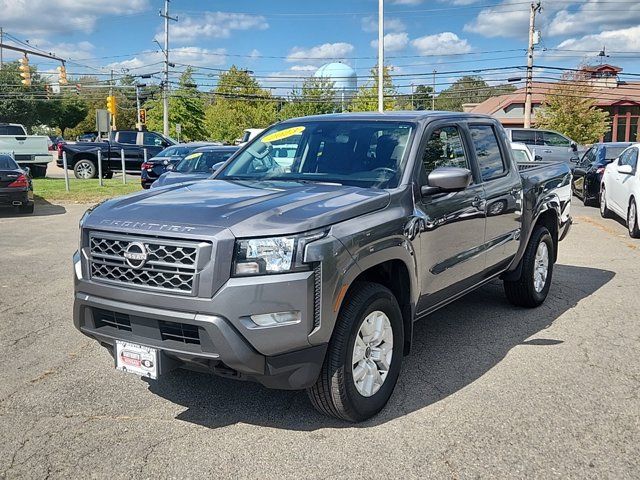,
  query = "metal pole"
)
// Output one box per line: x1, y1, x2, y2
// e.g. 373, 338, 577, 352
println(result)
120, 149, 126, 185
160, 0, 178, 136
524, 2, 541, 129
432, 70, 436, 110
62, 151, 70, 192
136, 84, 141, 128
143, 148, 148, 164
97, 149, 103, 187
377, 0, 384, 112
